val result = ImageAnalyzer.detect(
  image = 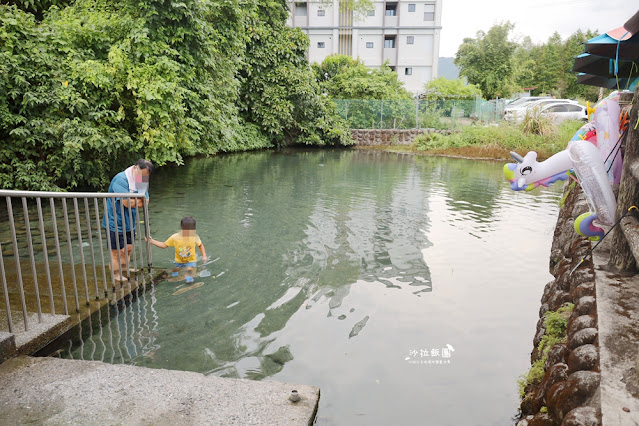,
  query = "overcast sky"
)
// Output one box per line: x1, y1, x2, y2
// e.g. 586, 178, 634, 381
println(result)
439, 1, 637, 57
